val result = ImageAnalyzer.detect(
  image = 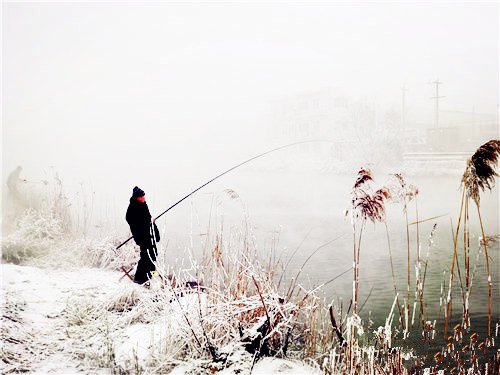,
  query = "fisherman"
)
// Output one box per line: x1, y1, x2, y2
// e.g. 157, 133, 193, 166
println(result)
126, 186, 159, 284
6, 166, 27, 208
